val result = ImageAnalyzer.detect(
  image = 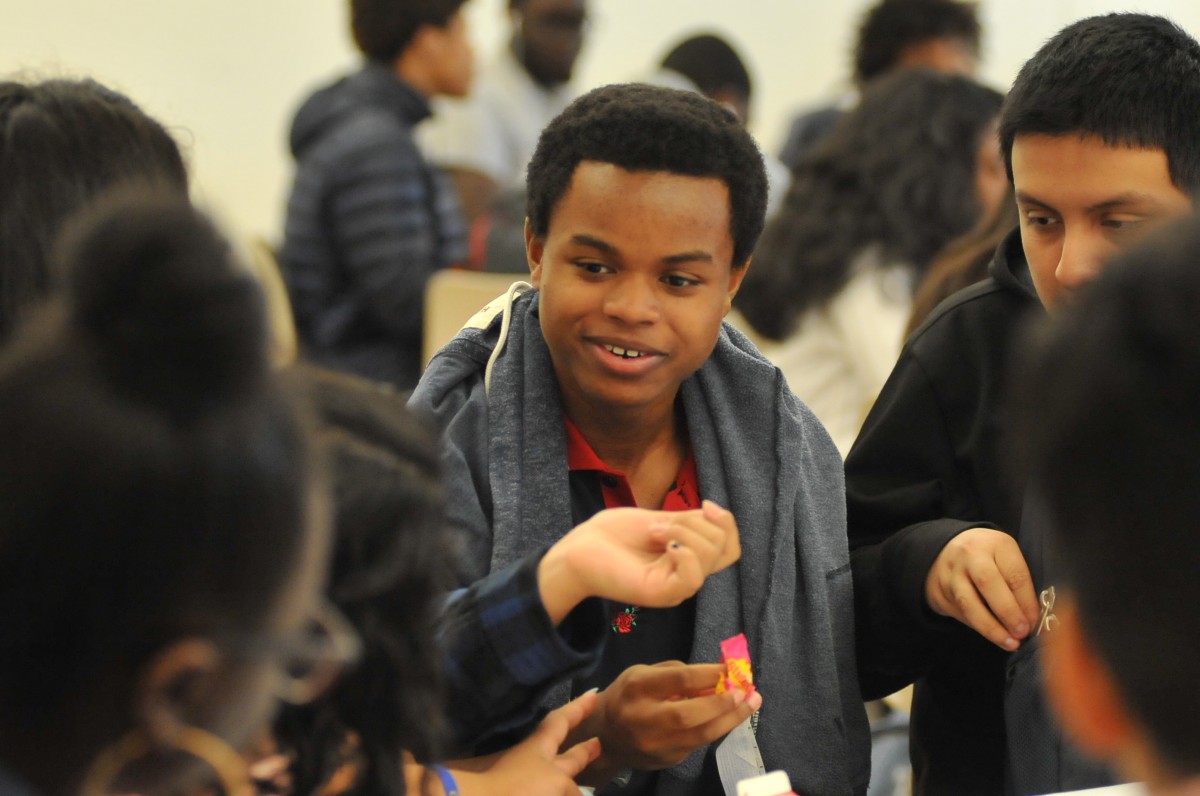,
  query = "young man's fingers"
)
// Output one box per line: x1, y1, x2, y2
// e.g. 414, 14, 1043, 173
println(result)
629, 662, 726, 699
702, 500, 741, 564
649, 689, 763, 753
655, 526, 724, 581
632, 687, 752, 732
554, 737, 601, 778
660, 545, 704, 599
967, 556, 1032, 640
995, 543, 1041, 628
951, 578, 1021, 651
537, 690, 598, 749
656, 512, 738, 572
